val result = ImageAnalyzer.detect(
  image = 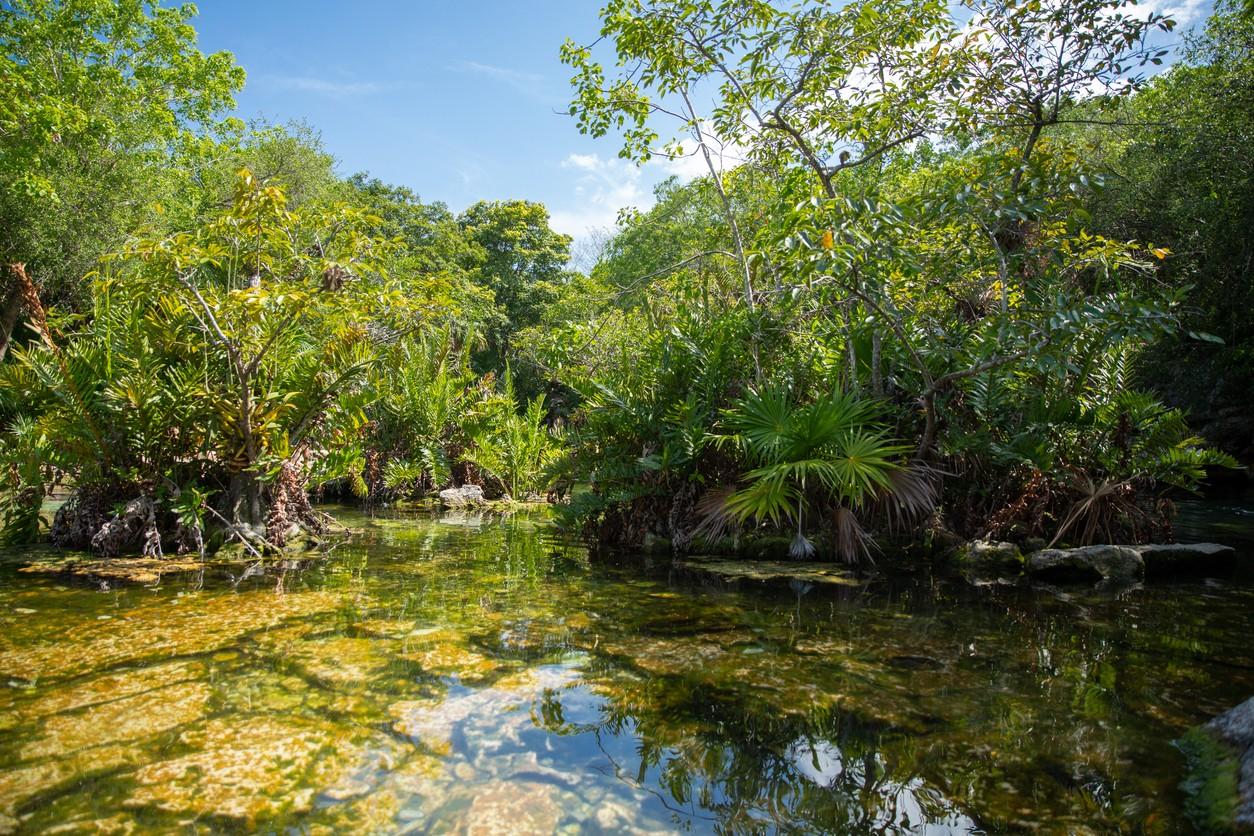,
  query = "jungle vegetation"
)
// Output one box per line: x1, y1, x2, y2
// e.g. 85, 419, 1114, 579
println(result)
0, 0, 1249, 562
